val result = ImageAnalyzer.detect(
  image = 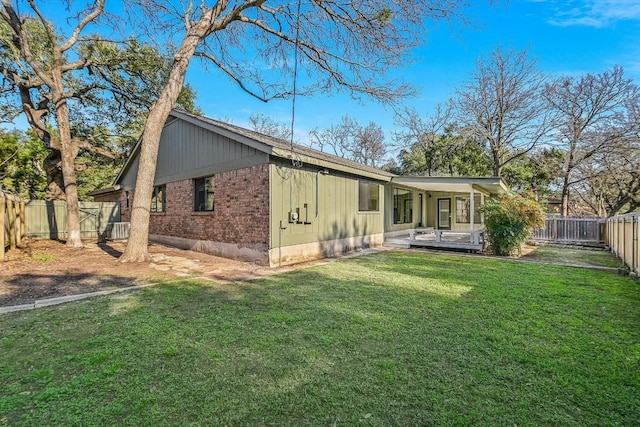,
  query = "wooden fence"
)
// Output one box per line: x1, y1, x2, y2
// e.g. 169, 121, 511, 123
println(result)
1, 191, 26, 260
532, 216, 605, 244
607, 213, 639, 278
25, 200, 120, 240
